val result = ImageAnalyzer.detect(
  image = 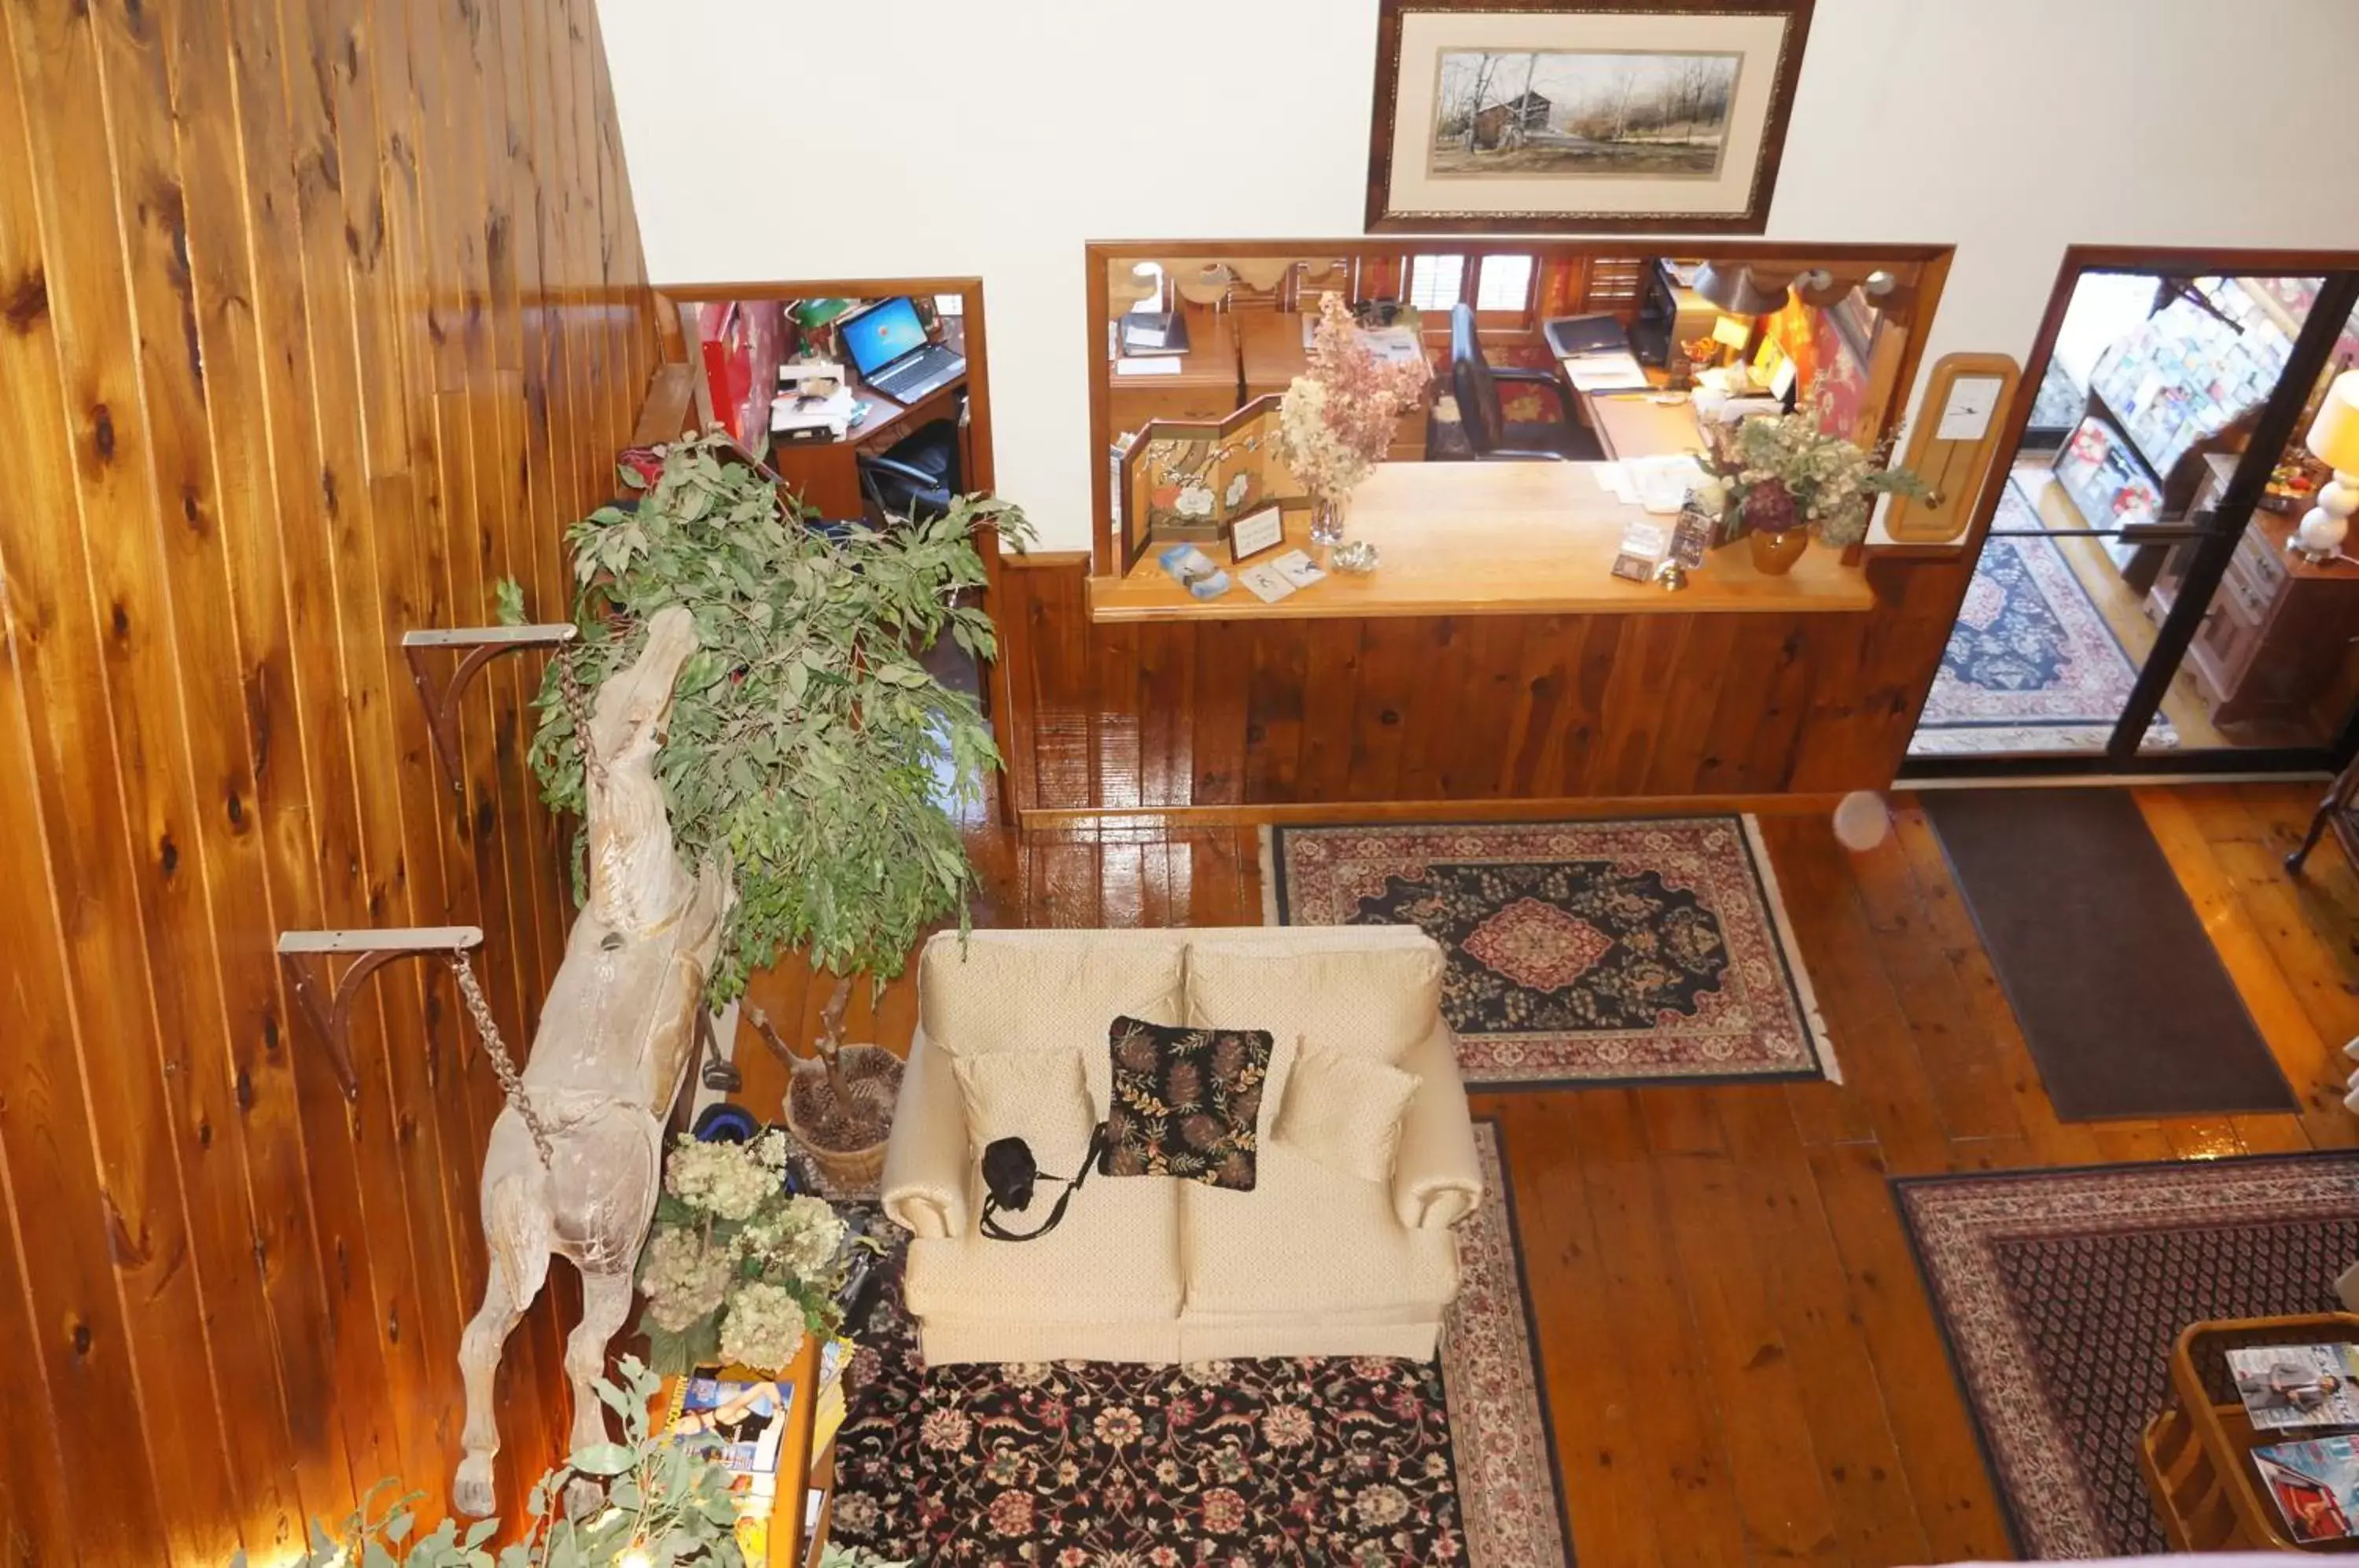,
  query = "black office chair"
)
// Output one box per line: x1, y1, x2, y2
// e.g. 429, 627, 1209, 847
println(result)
1449, 303, 1601, 462
856, 417, 962, 525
